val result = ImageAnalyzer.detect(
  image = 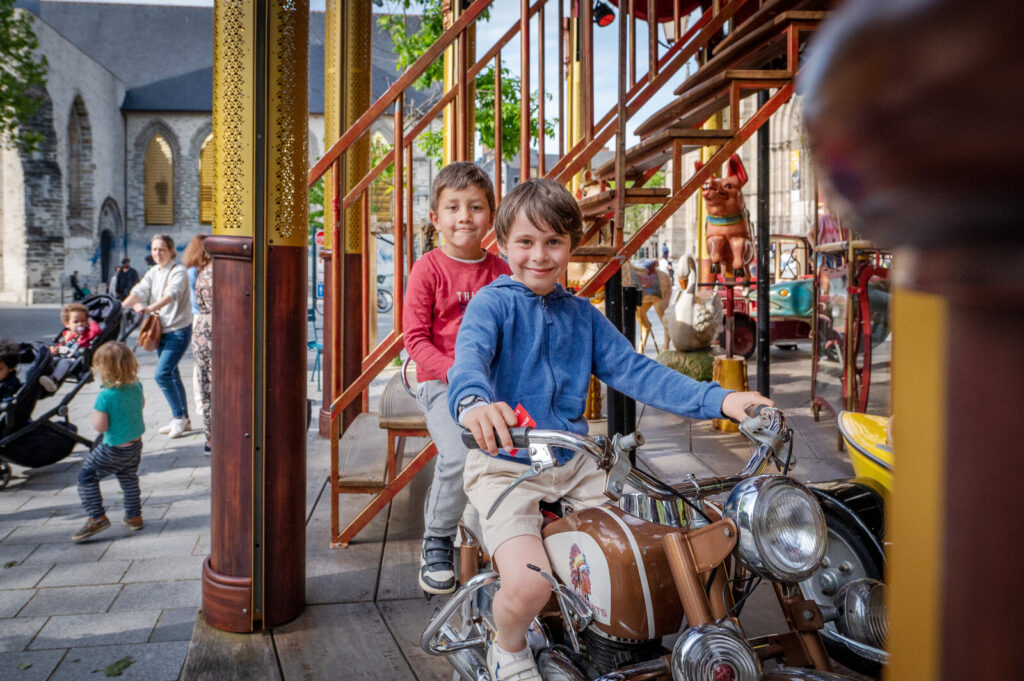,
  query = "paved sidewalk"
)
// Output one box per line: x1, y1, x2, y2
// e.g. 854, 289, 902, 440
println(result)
0, 303, 216, 680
